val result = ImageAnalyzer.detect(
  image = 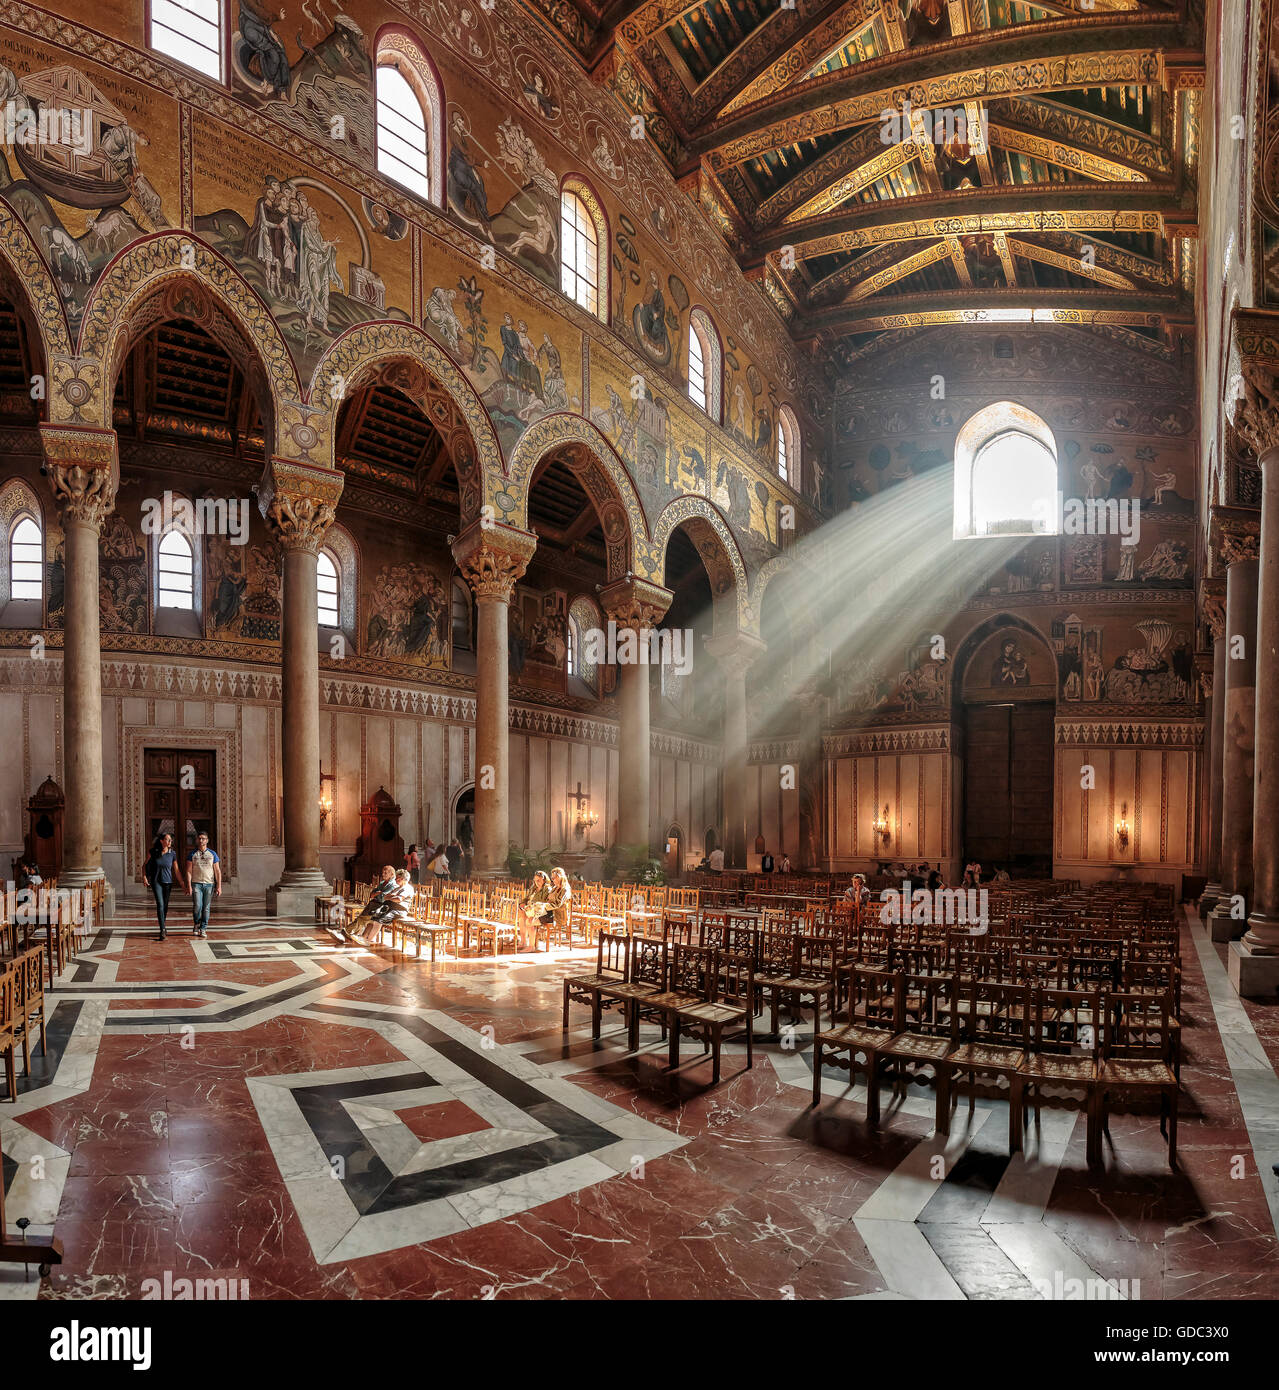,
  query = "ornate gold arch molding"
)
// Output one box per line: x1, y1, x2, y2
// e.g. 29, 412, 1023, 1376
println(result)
748, 549, 821, 640
310, 322, 504, 524
653, 494, 751, 635
504, 413, 656, 582
66, 234, 308, 456
0, 197, 72, 363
